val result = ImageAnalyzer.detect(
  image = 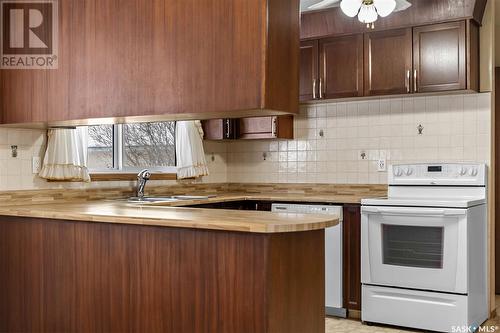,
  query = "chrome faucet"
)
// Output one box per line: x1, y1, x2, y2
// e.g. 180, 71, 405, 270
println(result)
136, 169, 152, 200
